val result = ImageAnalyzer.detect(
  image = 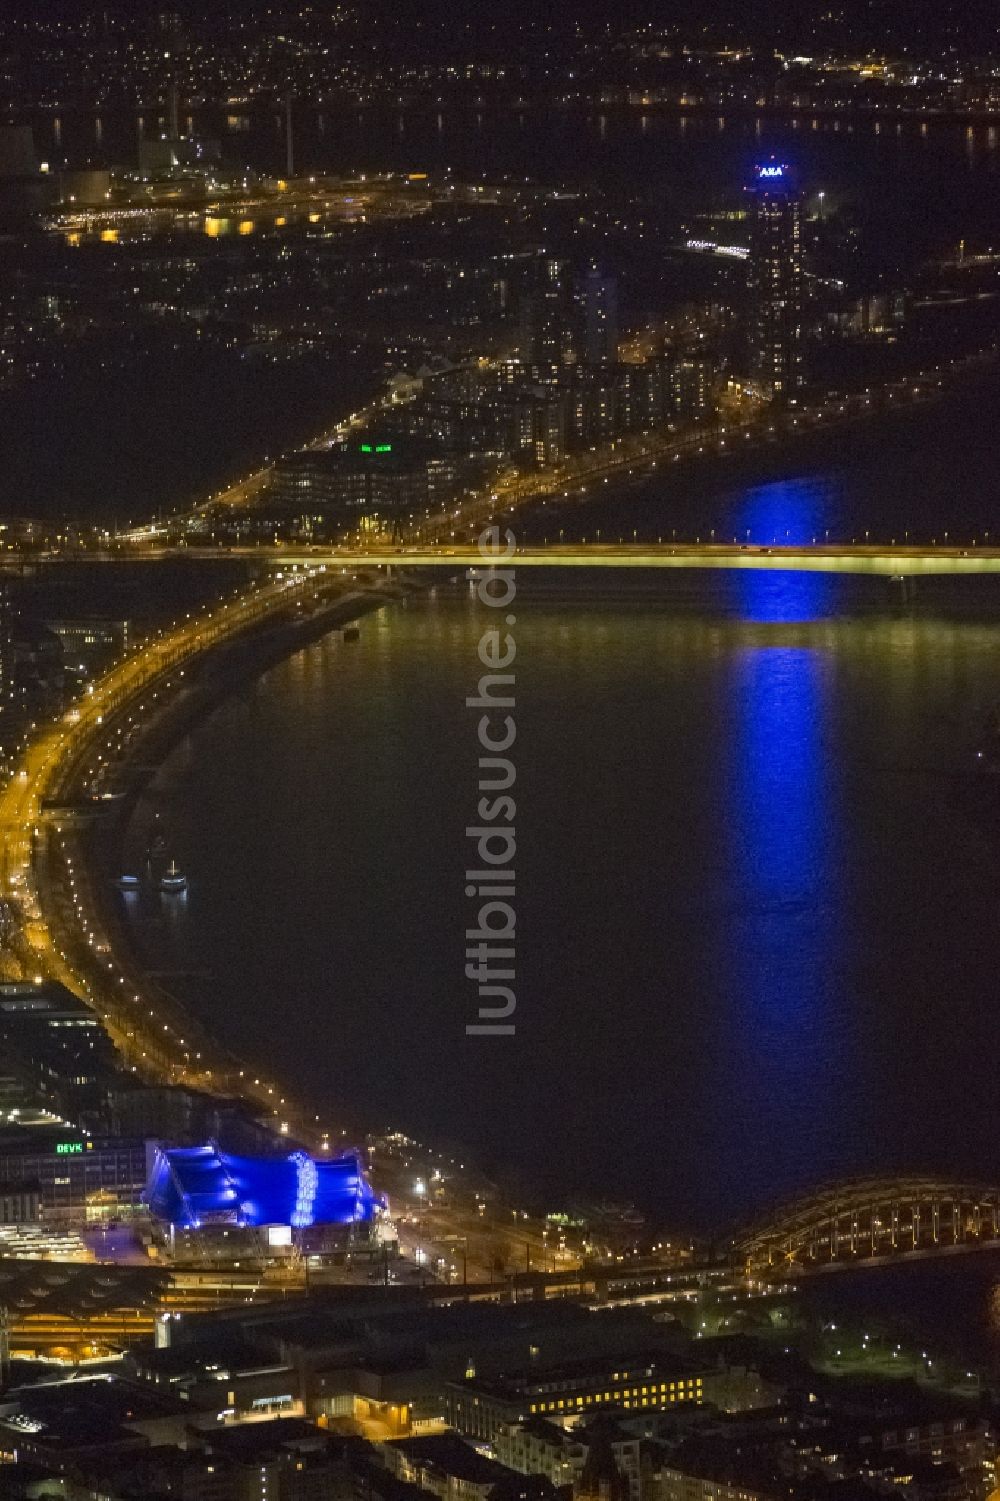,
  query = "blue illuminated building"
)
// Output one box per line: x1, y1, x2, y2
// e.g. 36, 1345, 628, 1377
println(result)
144, 1143, 378, 1230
